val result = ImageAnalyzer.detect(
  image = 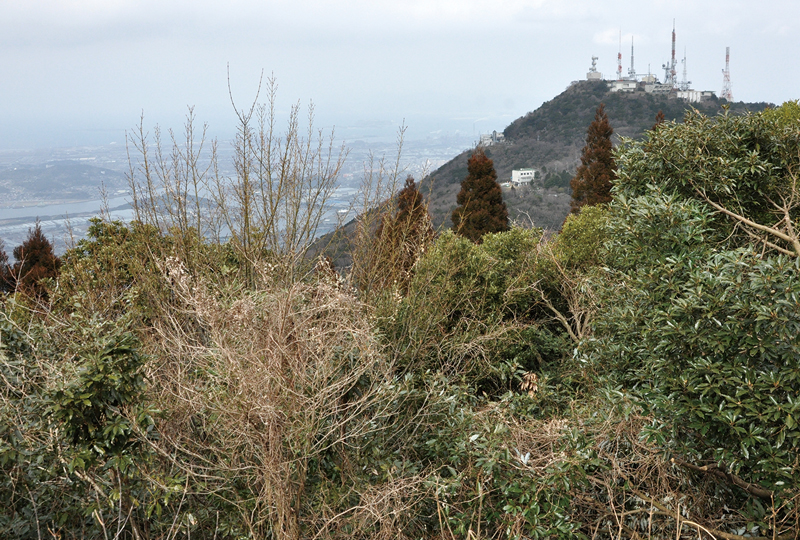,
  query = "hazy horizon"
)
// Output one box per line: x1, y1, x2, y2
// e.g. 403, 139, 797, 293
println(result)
3, 0, 799, 152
